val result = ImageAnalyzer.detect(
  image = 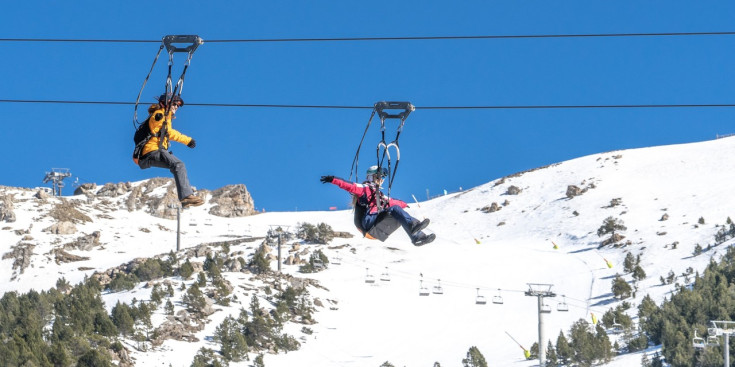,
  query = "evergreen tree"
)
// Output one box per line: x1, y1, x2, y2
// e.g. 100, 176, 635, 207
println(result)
611, 274, 632, 299
214, 316, 248, 362
182, 283, 207, 313
632, 265, 647, 281
165, 300, 175, 315
111, 302, 134, 336
624, 252, 636, 273
569, 319, 596, 367
461, 346, 488, 367
556, 331, 572, 365
546, 340, 558, 366
253, 354, 265, 367
179, 258, 195, 279
597, 216, 627, 237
